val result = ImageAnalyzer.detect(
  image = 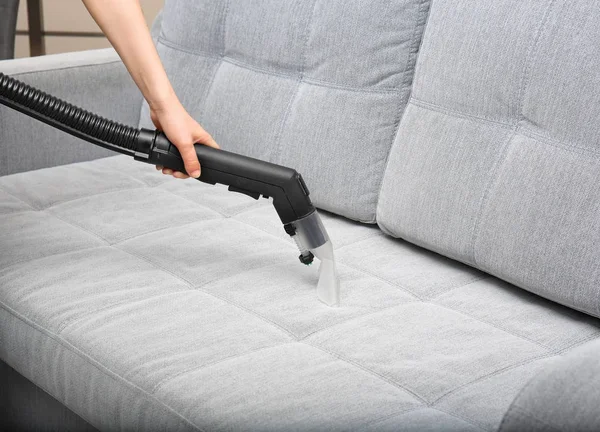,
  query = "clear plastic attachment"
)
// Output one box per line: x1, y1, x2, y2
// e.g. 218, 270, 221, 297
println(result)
292, 211, 340, 307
